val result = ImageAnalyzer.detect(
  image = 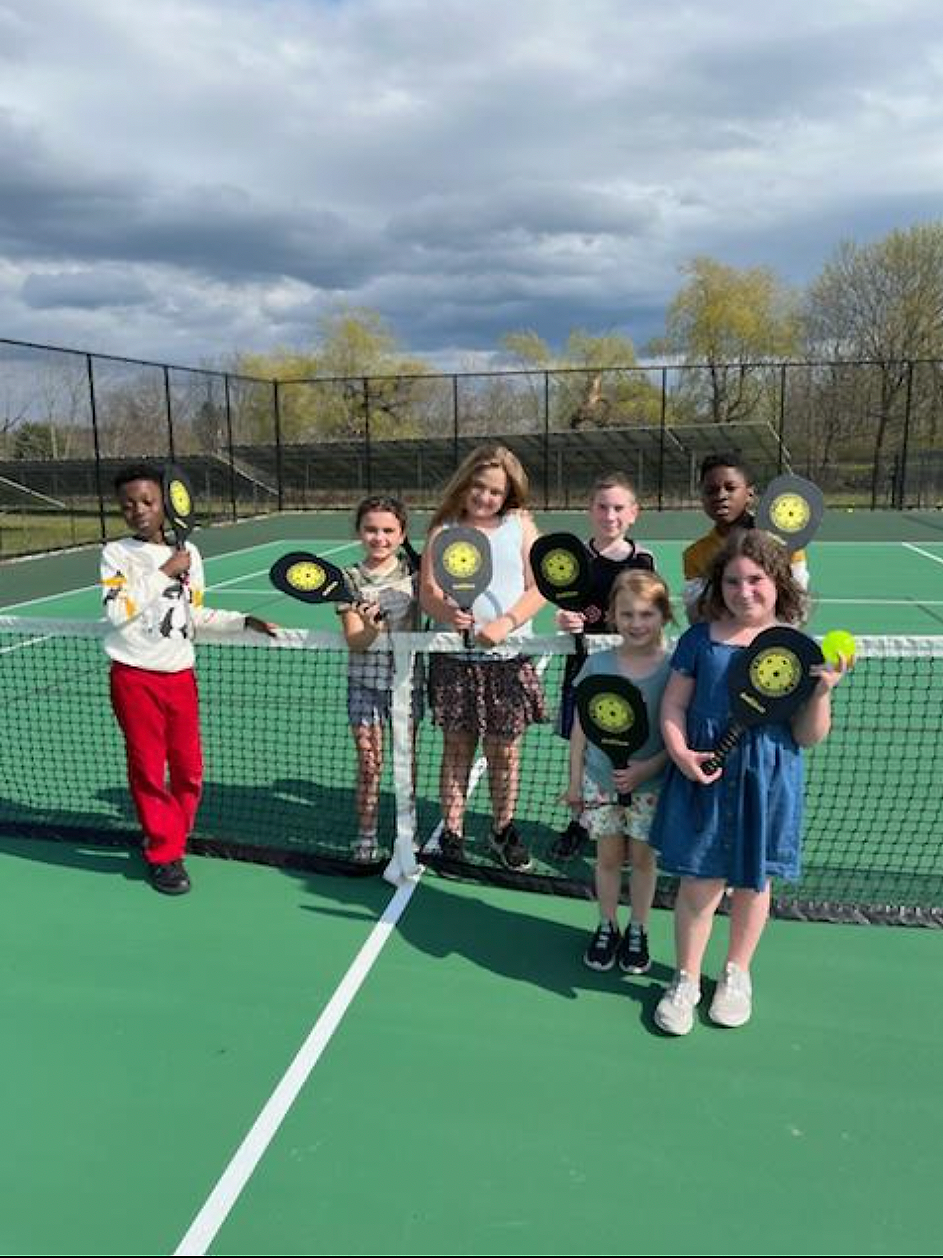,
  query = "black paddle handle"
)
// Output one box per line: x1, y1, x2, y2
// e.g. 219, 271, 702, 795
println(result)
609, 752, 636, 806
455, 600, 474, 648
702, 722, 745, 776
170, 526, 189, 590
353, 598, 386, 625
